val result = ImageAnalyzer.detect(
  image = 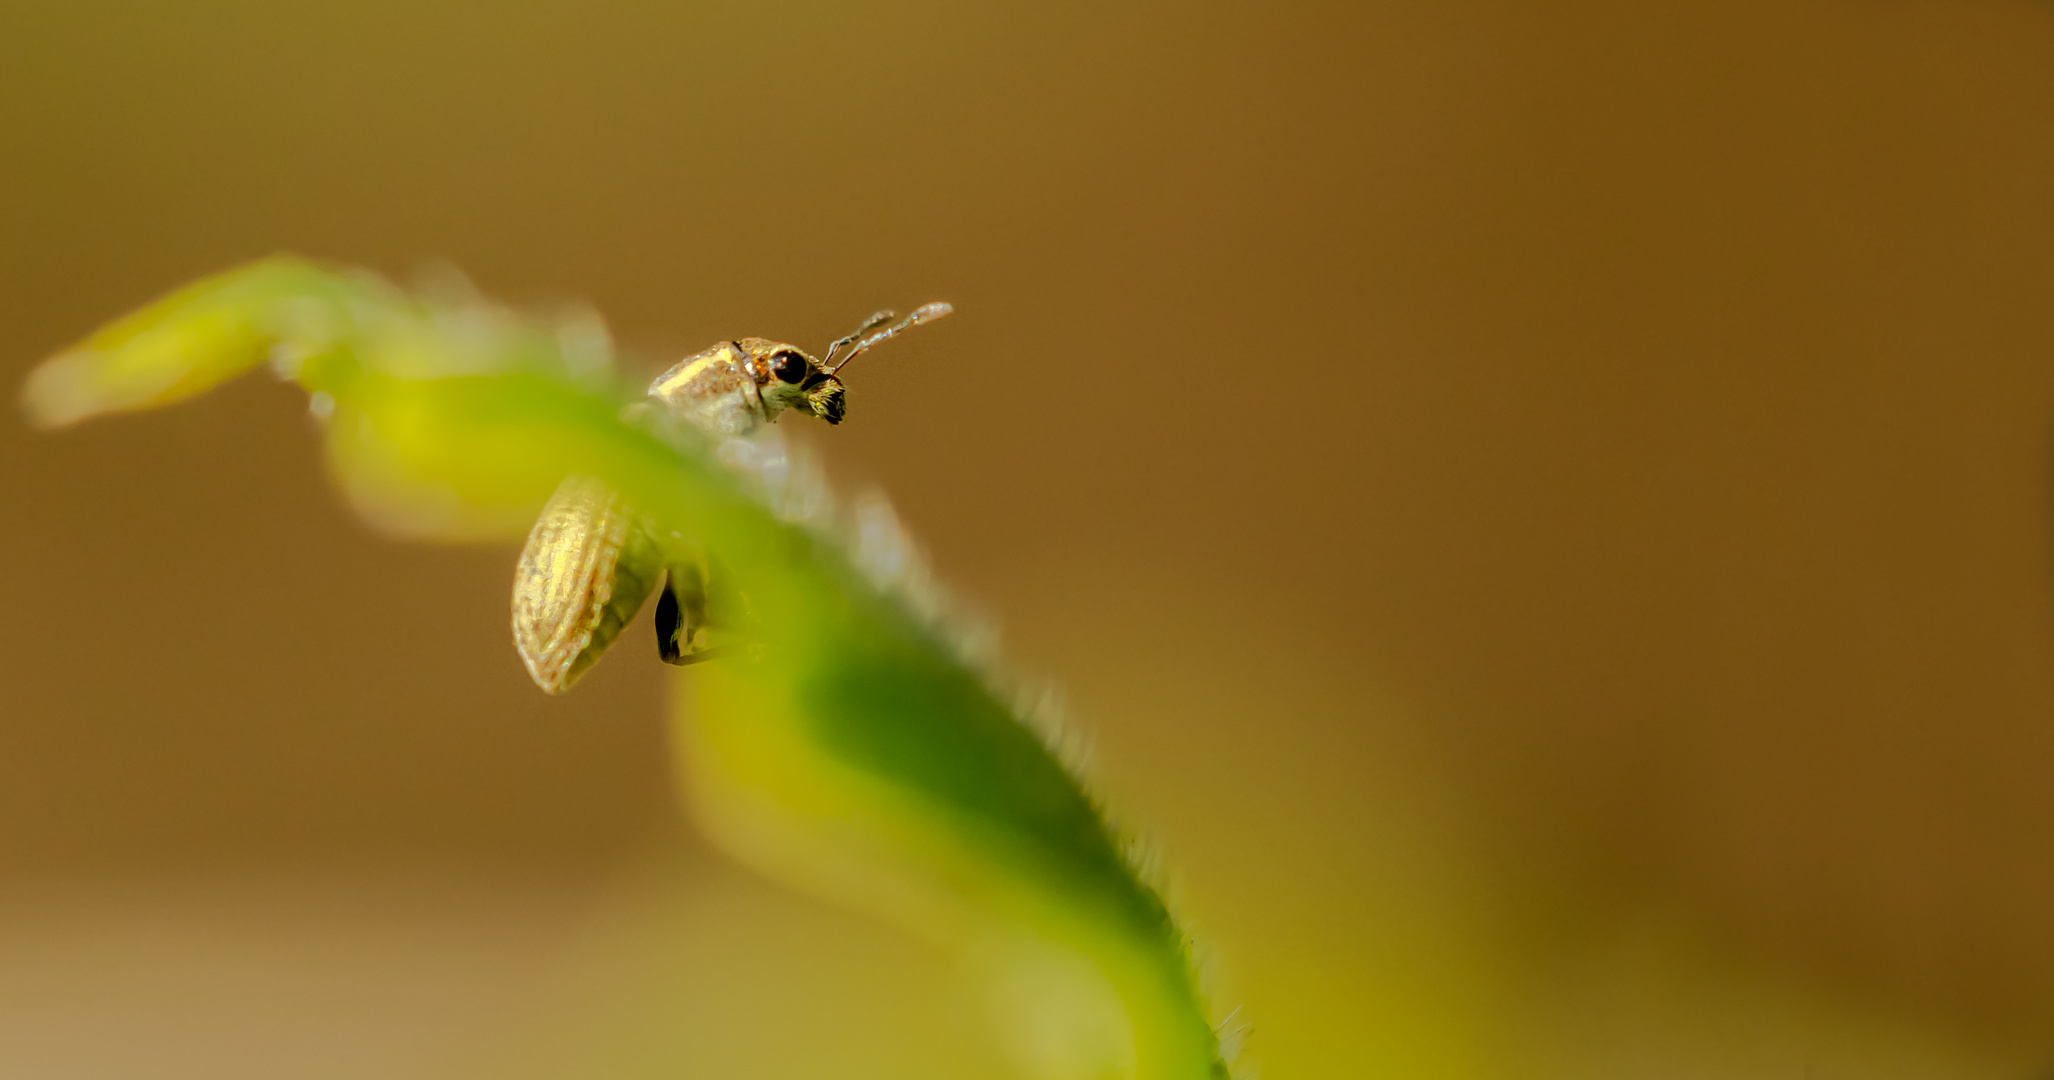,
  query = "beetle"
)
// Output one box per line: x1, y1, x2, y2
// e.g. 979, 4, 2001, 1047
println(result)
510, 303, 951, 693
